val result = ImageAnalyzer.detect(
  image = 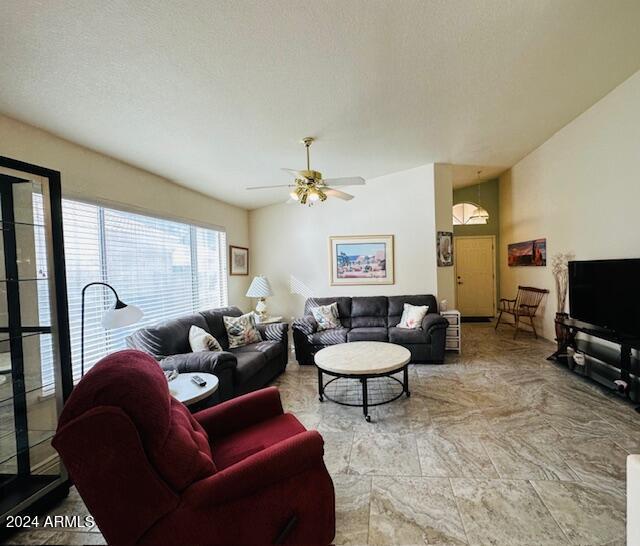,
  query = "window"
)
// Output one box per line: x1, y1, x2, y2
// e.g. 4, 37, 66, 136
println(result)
452, 202, 489, 225
34, 196, 228, 385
